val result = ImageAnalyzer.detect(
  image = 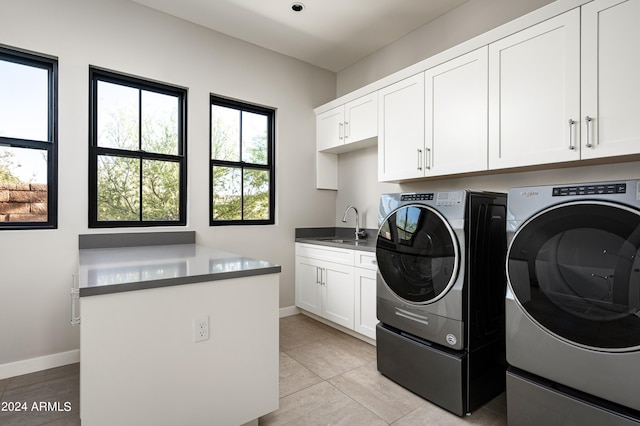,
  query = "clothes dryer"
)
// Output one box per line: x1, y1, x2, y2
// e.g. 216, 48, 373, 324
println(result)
506, 180, 640, 425
376, 190, 507, 416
